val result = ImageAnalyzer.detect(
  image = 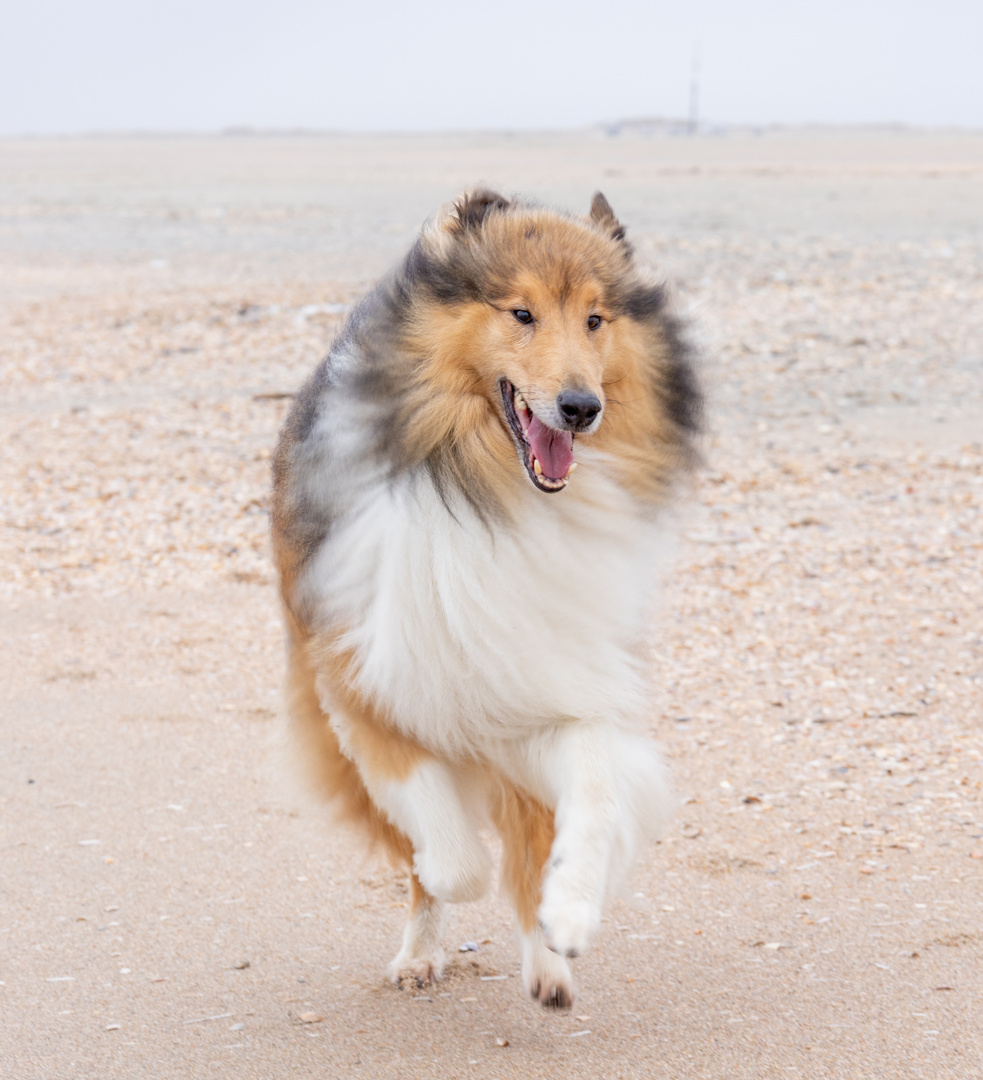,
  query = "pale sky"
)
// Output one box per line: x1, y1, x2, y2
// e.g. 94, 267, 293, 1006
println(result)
1, 0, 981, 135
